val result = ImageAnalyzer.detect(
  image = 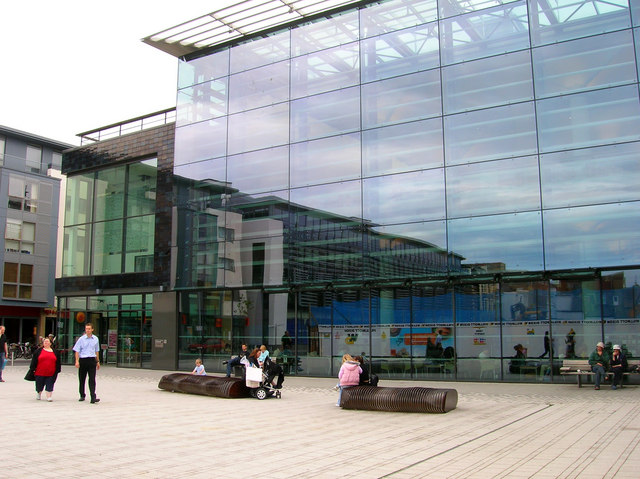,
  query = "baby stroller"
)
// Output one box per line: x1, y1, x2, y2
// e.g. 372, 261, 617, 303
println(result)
244, 358, 282, 400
